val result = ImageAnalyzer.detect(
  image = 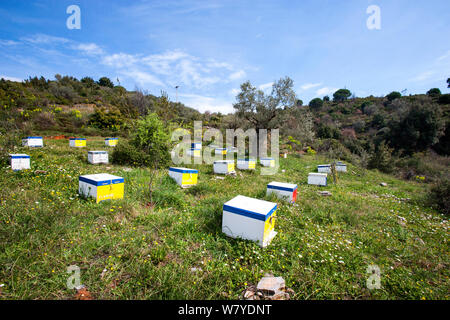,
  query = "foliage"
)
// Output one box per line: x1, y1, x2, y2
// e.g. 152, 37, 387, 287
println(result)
426, 88, 441, 97
88, 107, 124, 131
97, 77, 114, 88
368, 141, 393, 173
333, 89, 351, 102
309, 98, 323, 110
386, 91, 401, 101
427, 178, 450, 216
